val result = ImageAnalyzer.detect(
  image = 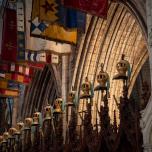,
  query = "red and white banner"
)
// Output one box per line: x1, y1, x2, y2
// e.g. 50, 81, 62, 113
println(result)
0, 62, 35, 76
0, 88, 19, 97
0, 72, 32, 84
0, 79, 19, 90
25, 50, 59, 69
64, 0, 108, 18
25, 50, 59, 64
